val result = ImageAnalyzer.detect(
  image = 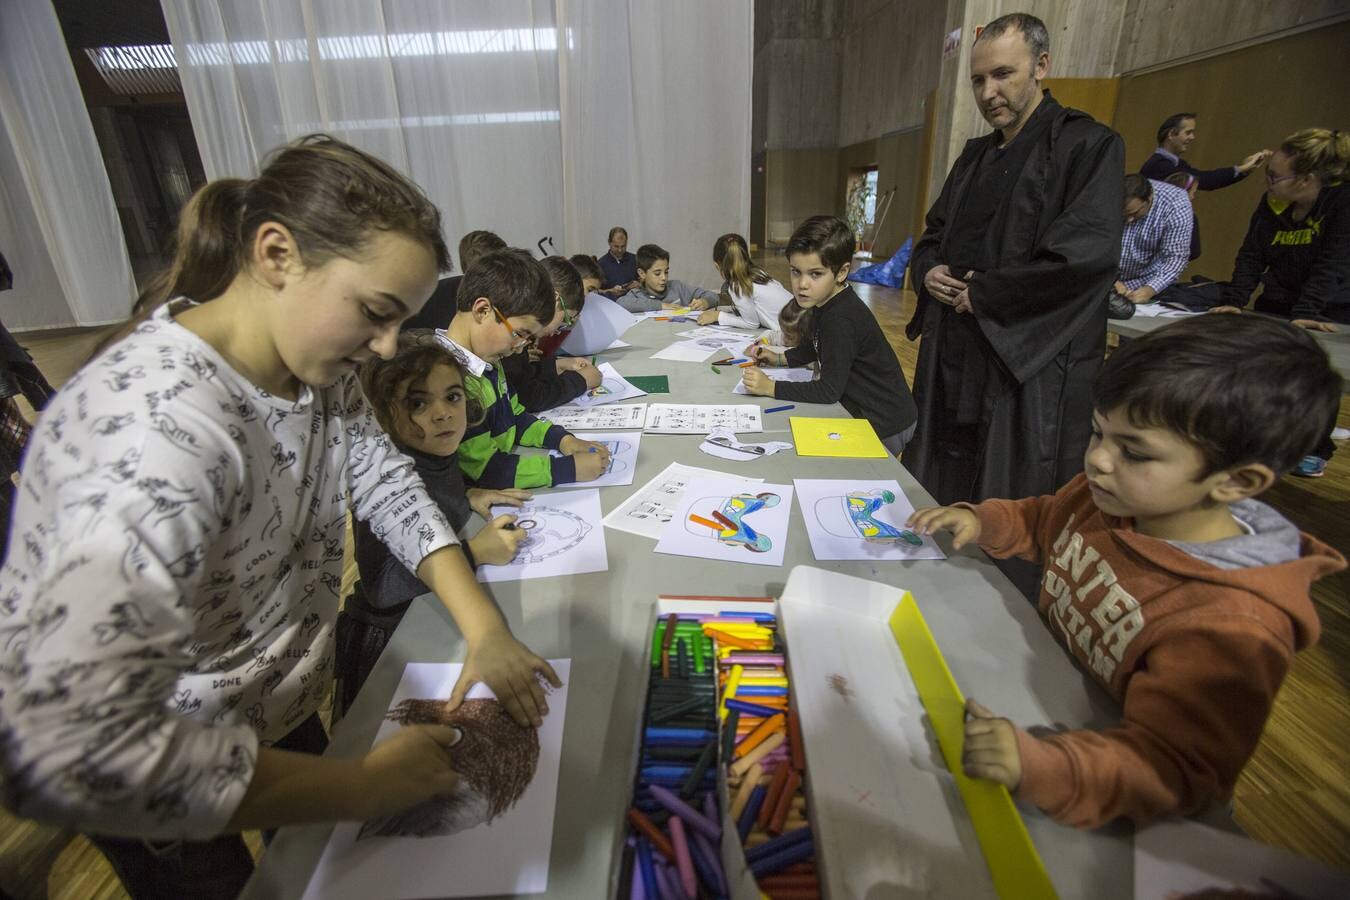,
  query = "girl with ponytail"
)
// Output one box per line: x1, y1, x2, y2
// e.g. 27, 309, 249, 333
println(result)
0, 135, 558, 897
696, 232, 793, 329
